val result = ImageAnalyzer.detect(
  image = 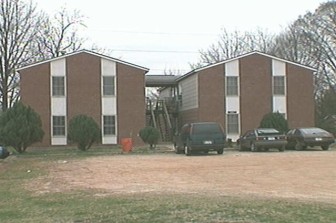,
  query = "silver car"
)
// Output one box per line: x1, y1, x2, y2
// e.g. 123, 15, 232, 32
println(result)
238, 128, 287, 152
